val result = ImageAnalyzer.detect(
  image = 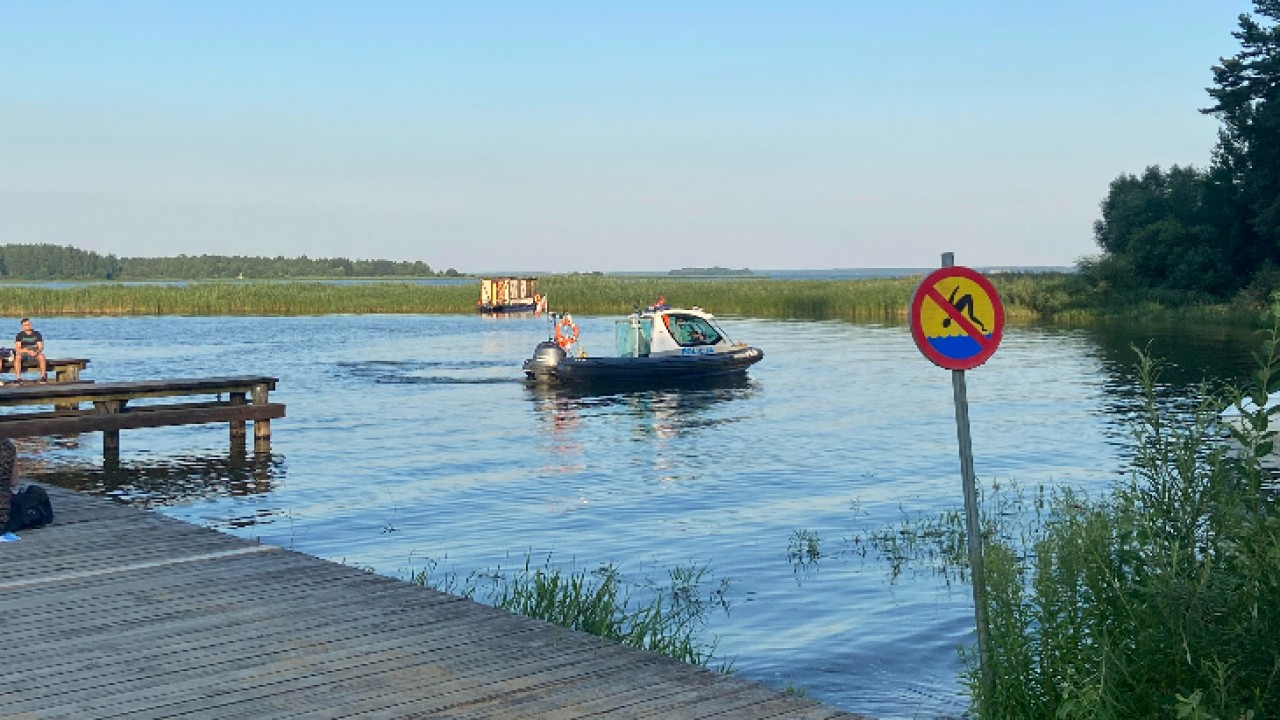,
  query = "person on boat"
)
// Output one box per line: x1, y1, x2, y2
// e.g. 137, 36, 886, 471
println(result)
654, 295, 669, 310
12, 318, 47, 383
